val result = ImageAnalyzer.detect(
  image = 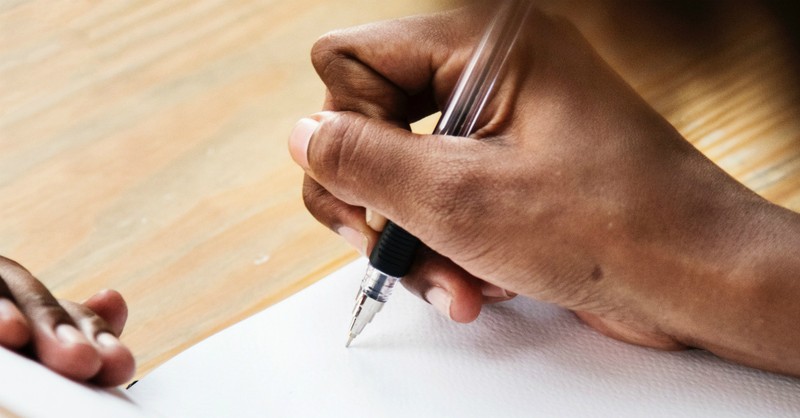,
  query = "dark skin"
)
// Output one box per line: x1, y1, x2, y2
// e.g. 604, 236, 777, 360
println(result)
2, 2, 797, 385
0, 256, 134, 386
290, 6, 800, 375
